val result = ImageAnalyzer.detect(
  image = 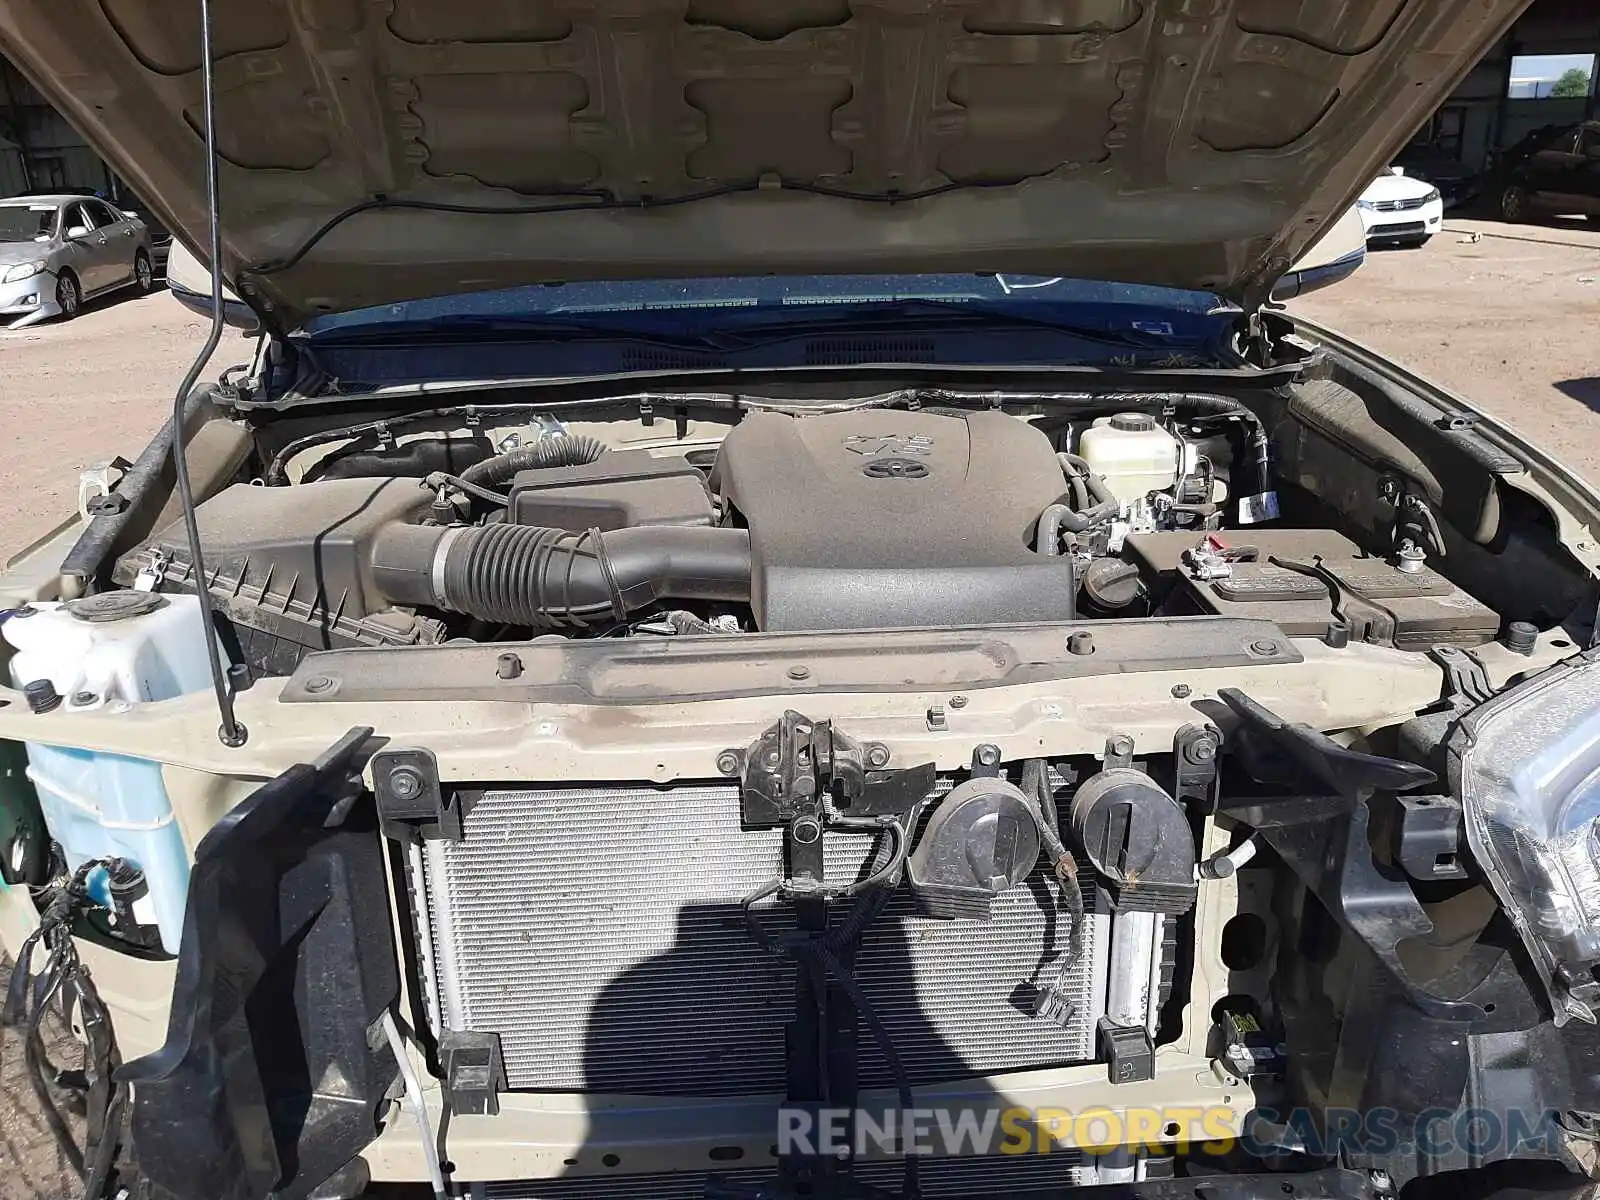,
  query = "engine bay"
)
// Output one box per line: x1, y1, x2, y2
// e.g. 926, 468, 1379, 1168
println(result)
7, 368, 1600, 1199
7, 0, 1598, 1189
109, 387, 1506, 680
